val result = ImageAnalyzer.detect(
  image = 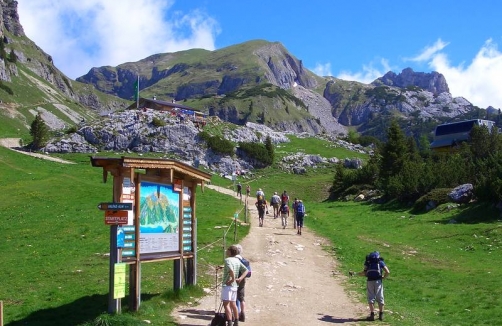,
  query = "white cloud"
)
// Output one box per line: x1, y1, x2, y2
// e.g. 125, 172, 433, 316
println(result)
406, 39, 449, 62
337, 58, 392, 84
428, 39, 502, 109
311, 62, 332, 77
335, 39, 502, 109
18, 0, 220, 79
